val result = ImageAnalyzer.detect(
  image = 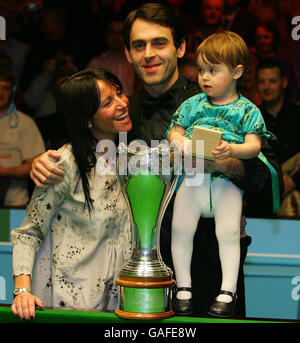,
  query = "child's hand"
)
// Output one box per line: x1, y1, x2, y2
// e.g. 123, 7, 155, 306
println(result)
212, 140, 232, 159
182, 137, 191, 154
